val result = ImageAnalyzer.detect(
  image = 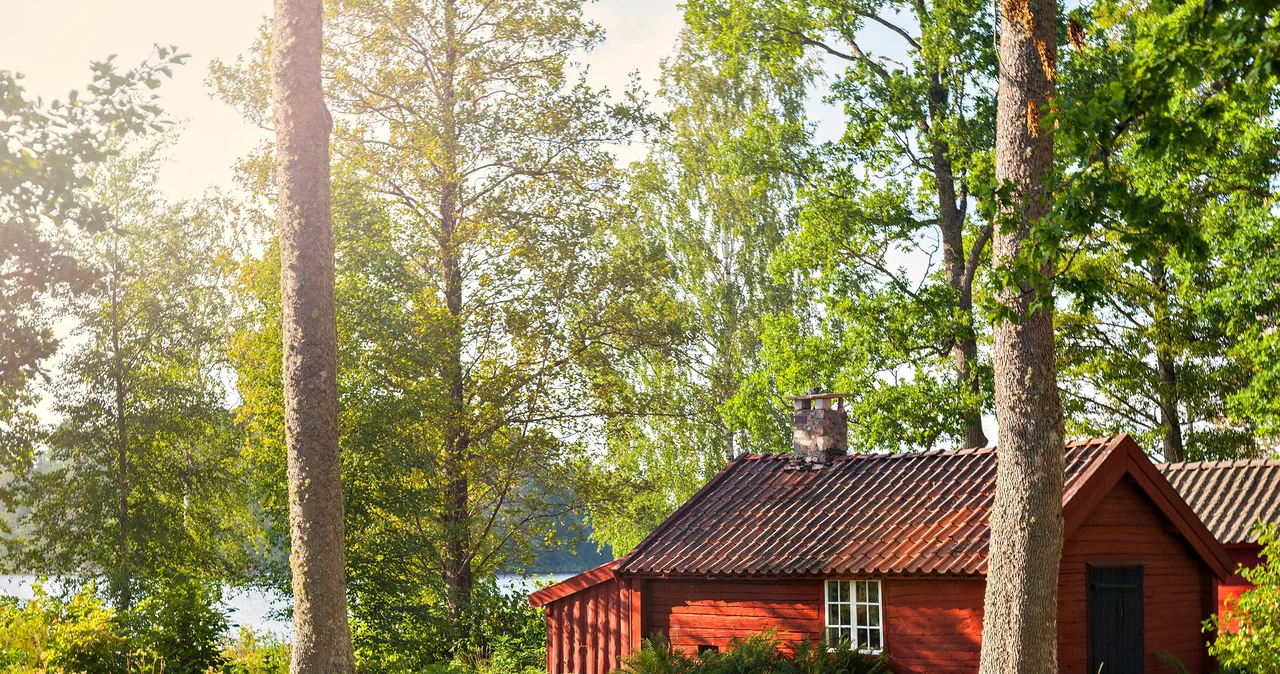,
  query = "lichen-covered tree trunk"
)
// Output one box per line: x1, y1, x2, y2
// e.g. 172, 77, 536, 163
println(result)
978, 0, 1066, 671
270, 0, 356, 671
